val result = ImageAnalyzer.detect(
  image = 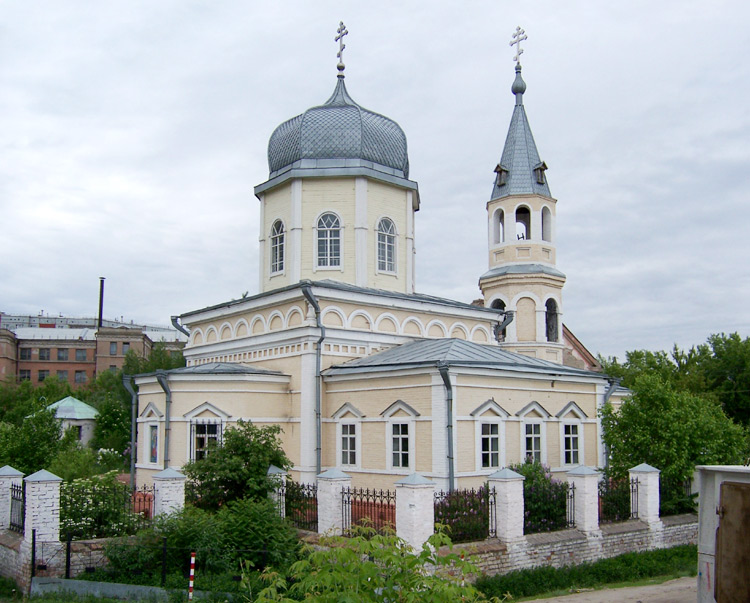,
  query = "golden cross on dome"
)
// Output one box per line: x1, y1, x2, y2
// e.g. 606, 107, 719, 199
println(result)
510, 26, 527, 65
335, 21, 349, 72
